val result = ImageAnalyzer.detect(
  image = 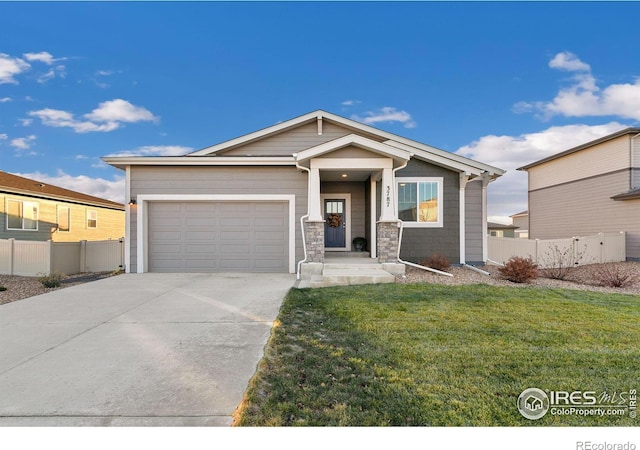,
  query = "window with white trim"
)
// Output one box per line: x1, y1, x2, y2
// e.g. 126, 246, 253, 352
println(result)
7, 199, 39, 231
86, 210, 97, 229
58, 206, 70, 232
397, 177, 443, 227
